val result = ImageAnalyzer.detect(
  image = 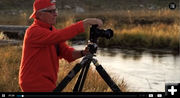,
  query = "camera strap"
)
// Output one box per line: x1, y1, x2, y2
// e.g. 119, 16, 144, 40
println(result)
50, 27, 60, 56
